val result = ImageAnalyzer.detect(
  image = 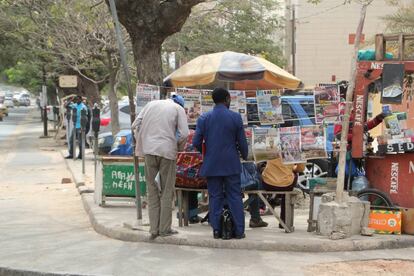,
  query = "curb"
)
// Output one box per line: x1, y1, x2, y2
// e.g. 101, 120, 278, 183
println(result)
80, 193, 414, 252
61, 149, 414, 252
61, 151, 85, 188
0, 266, 94, 276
